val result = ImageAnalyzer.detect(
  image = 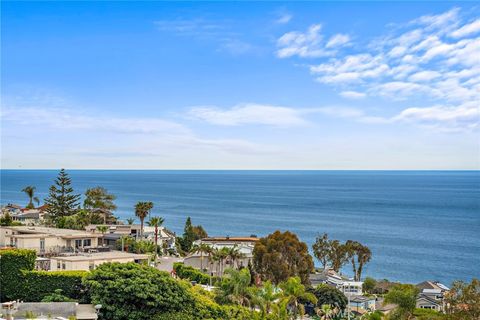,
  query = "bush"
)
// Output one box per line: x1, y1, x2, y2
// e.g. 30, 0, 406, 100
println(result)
21, 270, 88, 302
84, 262, 196, 320
0, 249, 88, 302
0, 249, 36, 300
173, 262, 211, 285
